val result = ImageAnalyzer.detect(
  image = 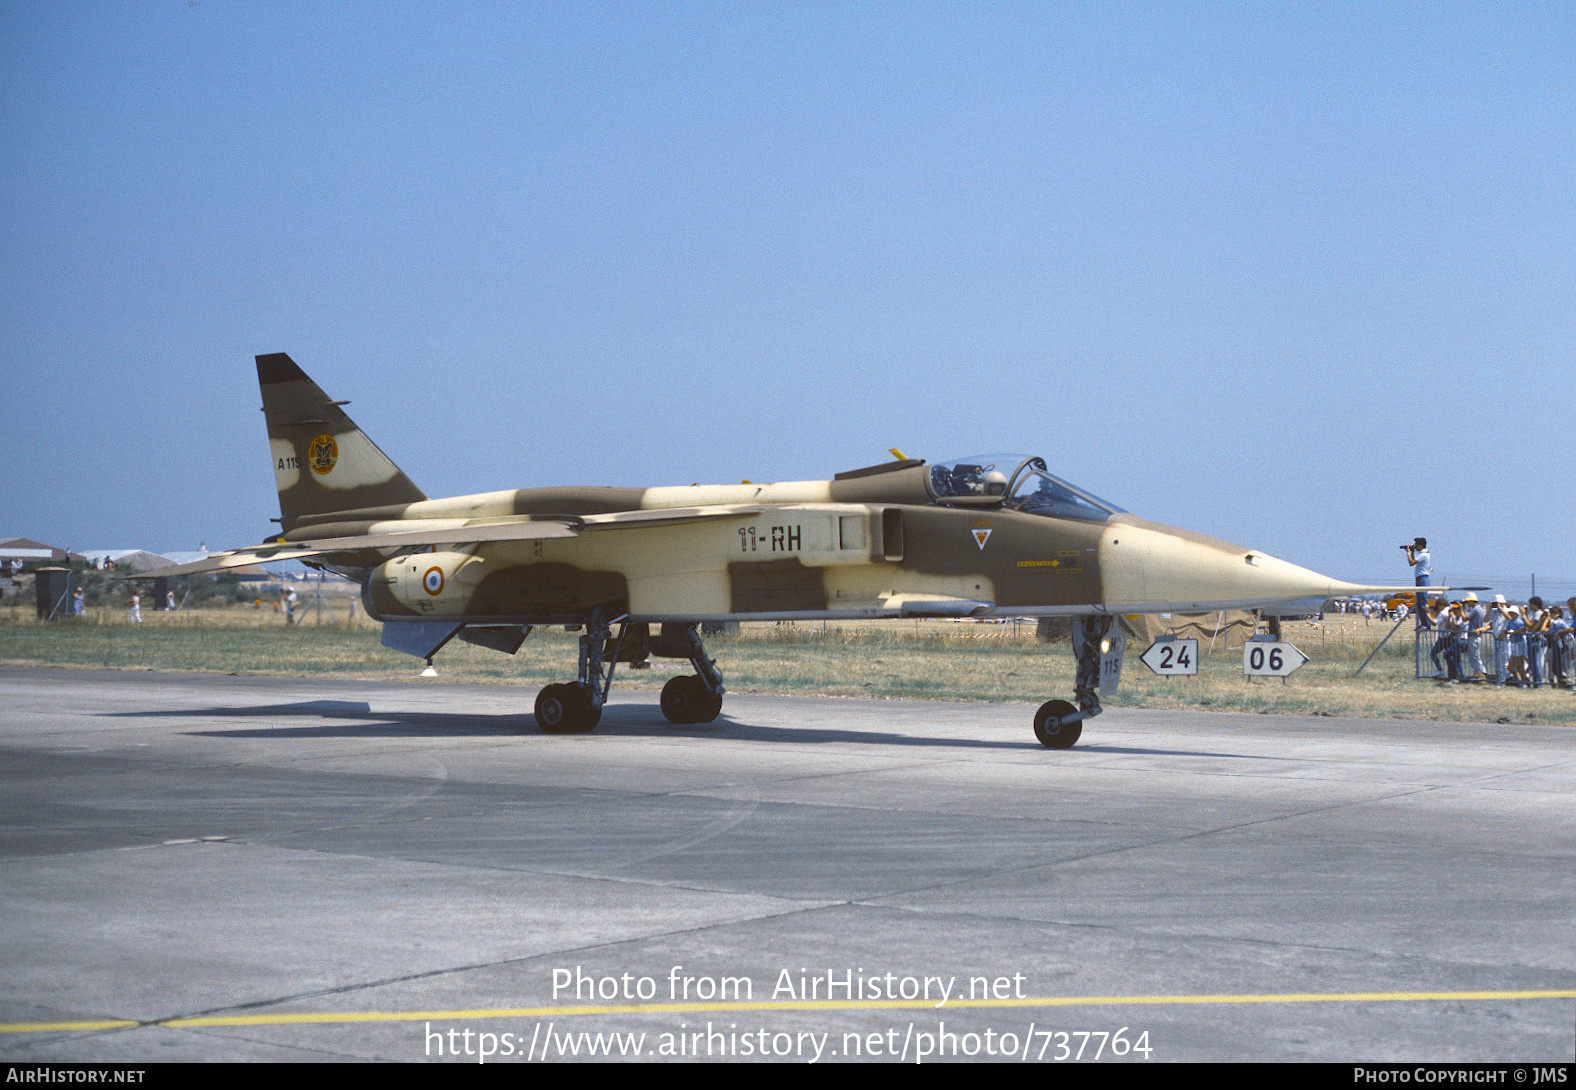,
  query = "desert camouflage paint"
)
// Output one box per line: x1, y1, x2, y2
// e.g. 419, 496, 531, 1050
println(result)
147, 354, 1392, 633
